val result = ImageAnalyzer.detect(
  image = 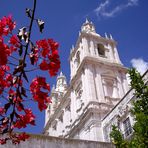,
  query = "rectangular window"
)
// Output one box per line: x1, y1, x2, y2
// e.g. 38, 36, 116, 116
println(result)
123, 117, 132, 137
